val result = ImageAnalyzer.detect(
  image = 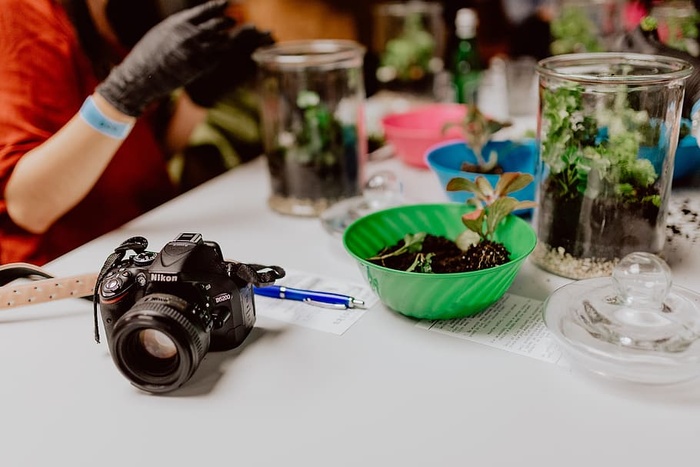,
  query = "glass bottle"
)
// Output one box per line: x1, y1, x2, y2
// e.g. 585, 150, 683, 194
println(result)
451, 8, 482, 105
